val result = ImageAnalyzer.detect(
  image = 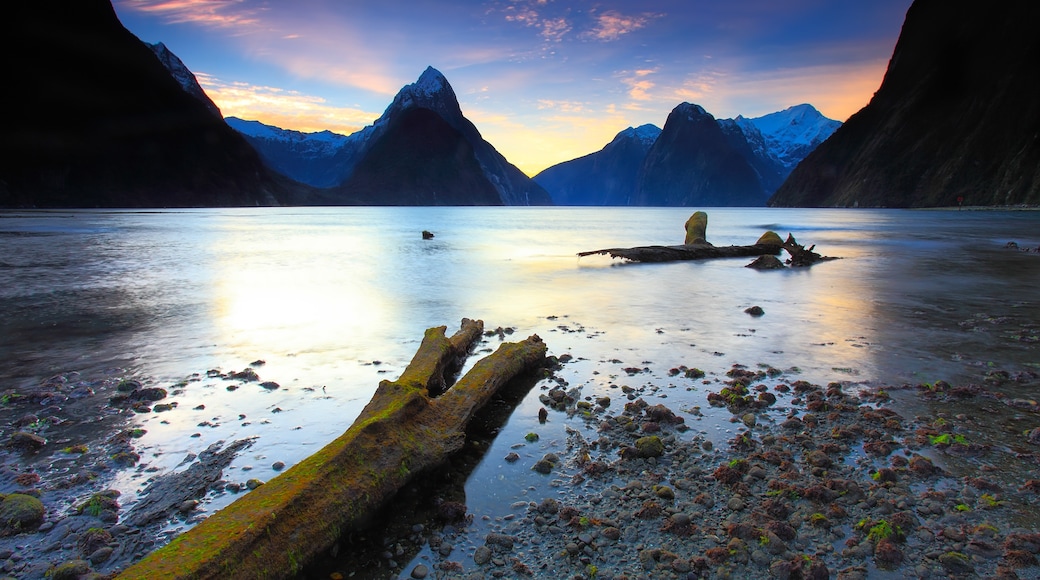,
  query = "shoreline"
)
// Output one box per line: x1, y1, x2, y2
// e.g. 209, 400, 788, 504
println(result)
1, 352, 1039, 579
